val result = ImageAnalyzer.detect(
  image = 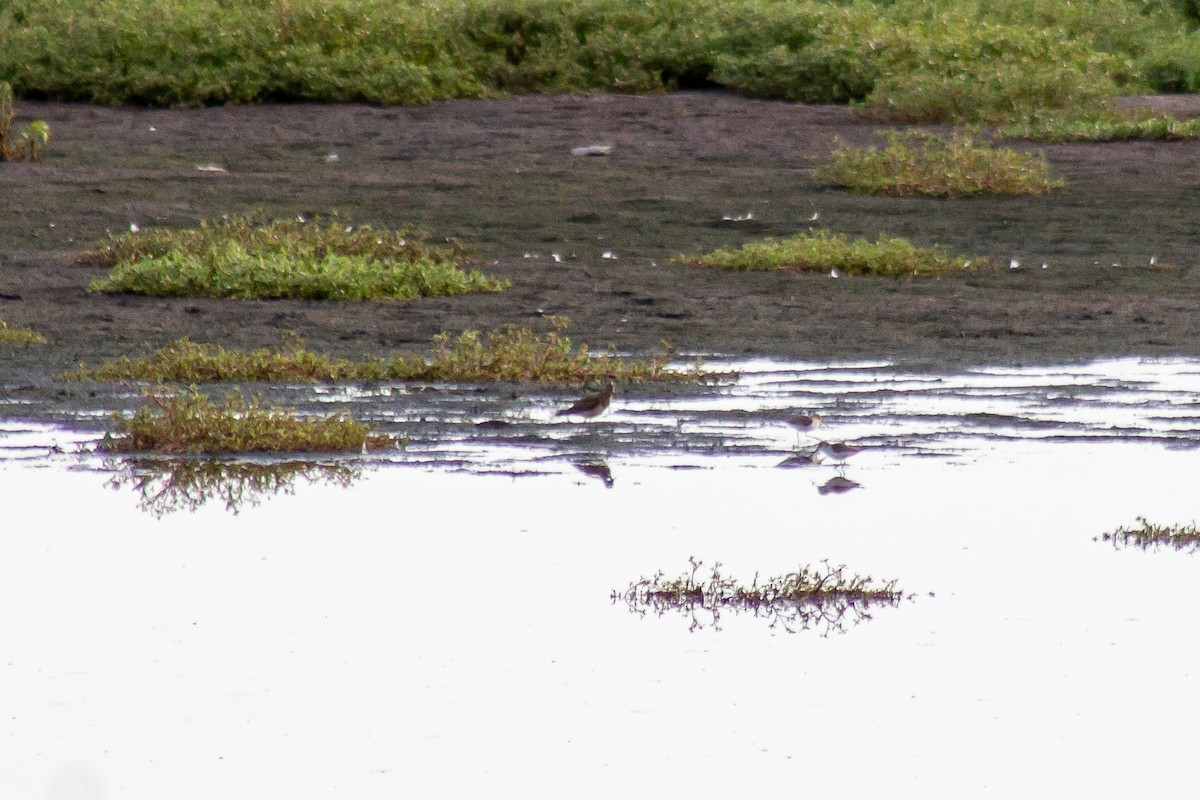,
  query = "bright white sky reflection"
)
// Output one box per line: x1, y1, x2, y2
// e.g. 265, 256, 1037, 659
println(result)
3, 358, 1200, 799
